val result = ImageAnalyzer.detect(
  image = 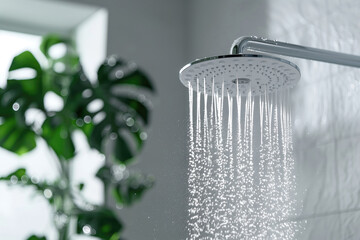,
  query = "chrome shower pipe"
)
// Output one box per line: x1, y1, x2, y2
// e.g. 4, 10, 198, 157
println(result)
231, 36, 360, 68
